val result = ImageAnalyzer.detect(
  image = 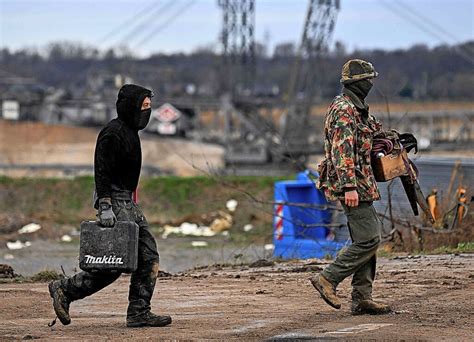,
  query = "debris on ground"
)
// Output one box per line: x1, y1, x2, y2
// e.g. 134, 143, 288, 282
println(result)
0, 264, 15, 278
226, 199, 238, 212
191, 241, 209, 247
162, 222, 215, 239
60, 234, 73, 242
18, 223, 41, 234
161, 199, 239, 238
6, 240, 32, 250
264, 244, 274, 251
21, 334, 40, 340
158, 270, 173, 278
209, 211, 233, 233
243, 224, 254, 232
249, 259, 275, 268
